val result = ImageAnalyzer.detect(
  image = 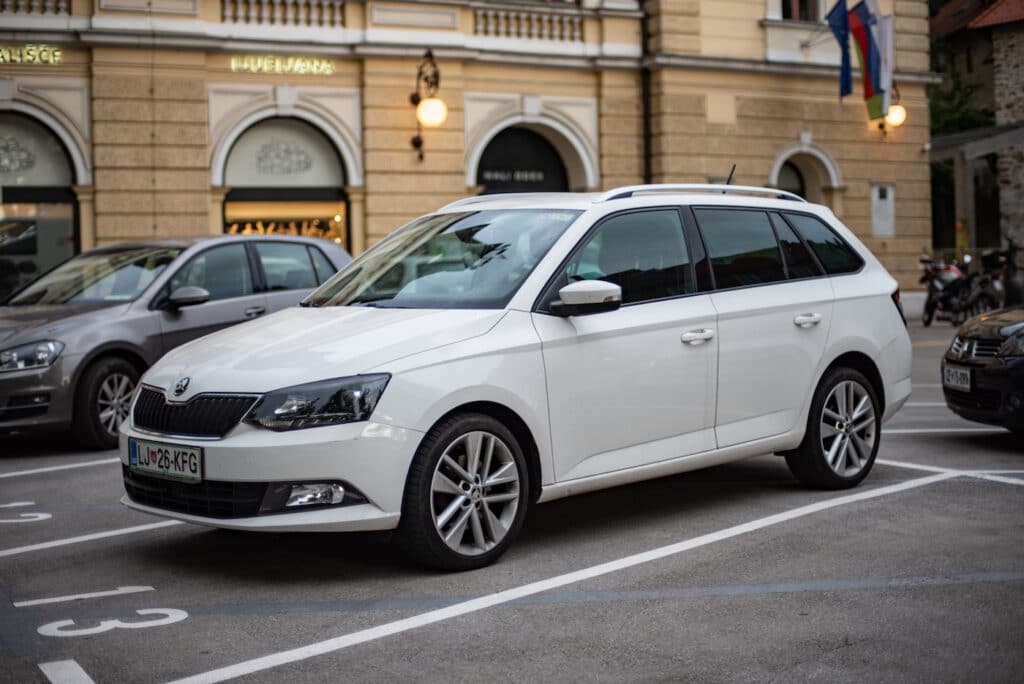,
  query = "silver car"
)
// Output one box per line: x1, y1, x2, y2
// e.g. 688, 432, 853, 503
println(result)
0, 235, 351, 449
